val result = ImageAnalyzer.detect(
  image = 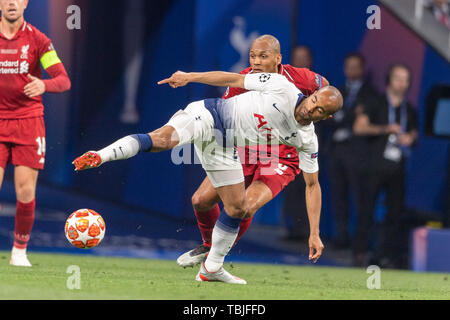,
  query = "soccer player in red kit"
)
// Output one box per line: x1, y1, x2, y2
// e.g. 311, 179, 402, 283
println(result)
0, 0, 71, 266
177, 35, 329, 267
